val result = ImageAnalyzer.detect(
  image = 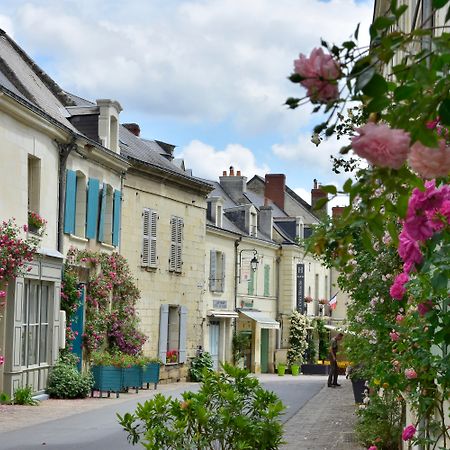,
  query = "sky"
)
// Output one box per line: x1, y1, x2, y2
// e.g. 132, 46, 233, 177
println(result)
0, 0, 373, 208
